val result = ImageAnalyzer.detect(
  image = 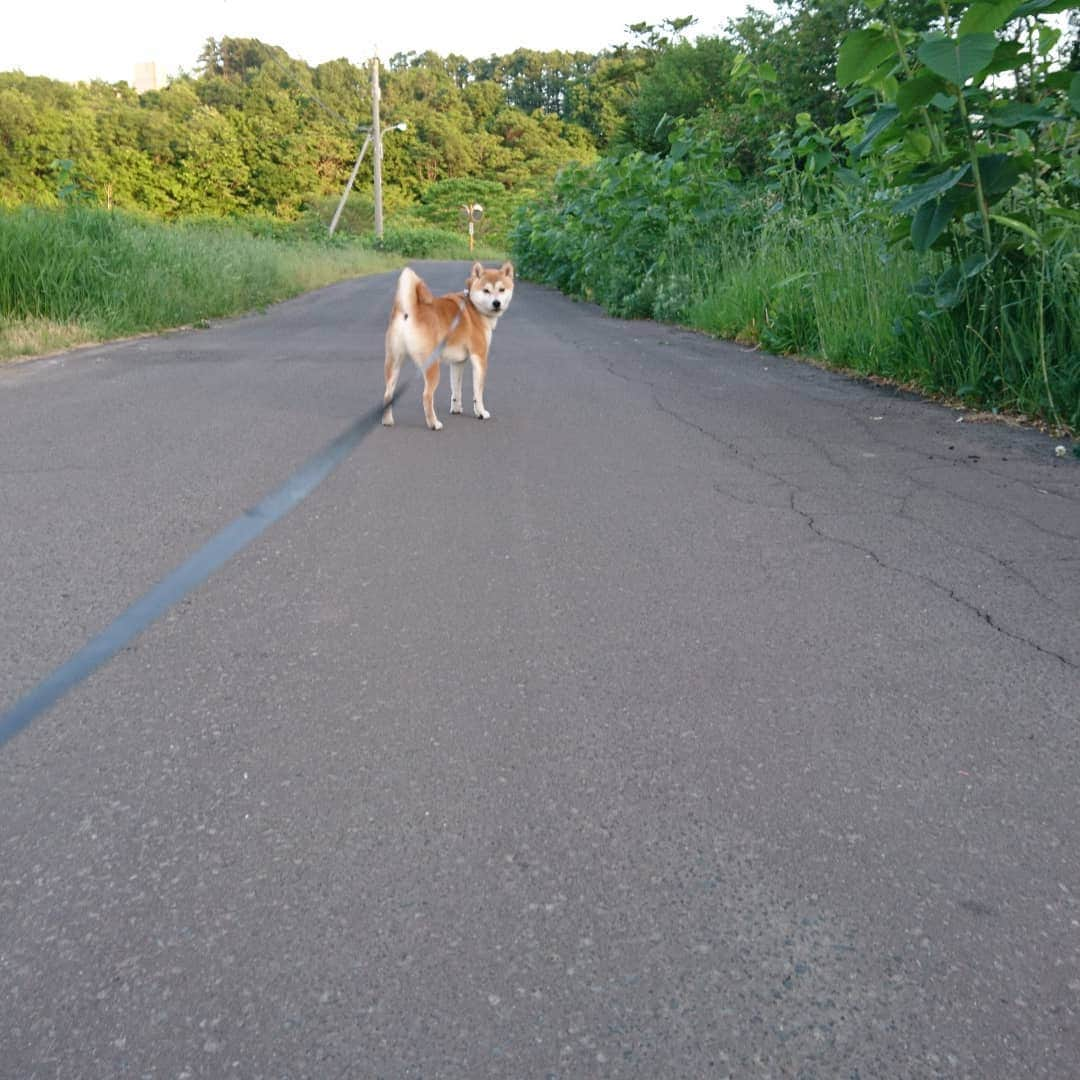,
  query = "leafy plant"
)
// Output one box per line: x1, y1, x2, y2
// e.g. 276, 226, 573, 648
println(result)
51, 159, 96, 206
838, 0, 1077, 254
511, 0, 1079, 430
834, 0, 1079, 425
